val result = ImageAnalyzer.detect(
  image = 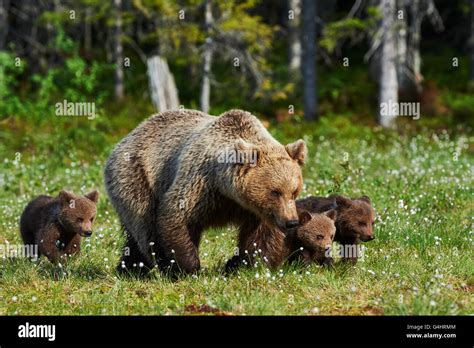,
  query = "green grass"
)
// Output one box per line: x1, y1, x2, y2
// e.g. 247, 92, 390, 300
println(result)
0, 113, 472, 315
